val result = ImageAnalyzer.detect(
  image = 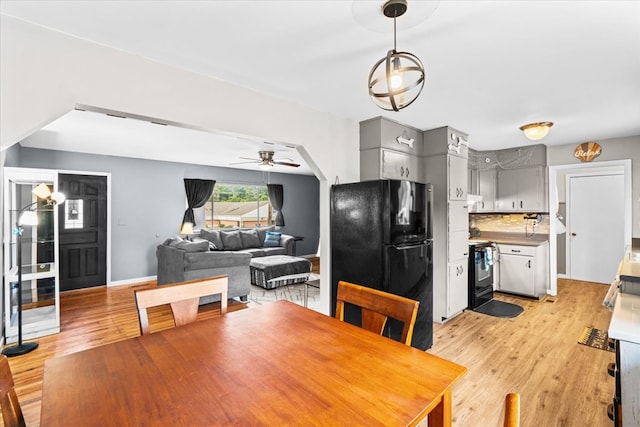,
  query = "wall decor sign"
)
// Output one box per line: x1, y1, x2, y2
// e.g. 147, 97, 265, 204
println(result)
574, 142, 602, 162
